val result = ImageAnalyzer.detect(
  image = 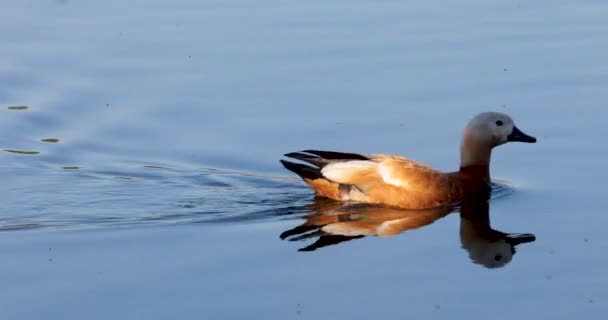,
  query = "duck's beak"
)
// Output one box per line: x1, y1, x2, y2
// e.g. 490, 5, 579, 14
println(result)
507, 126, 537, 143
505, 233, 536, 246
